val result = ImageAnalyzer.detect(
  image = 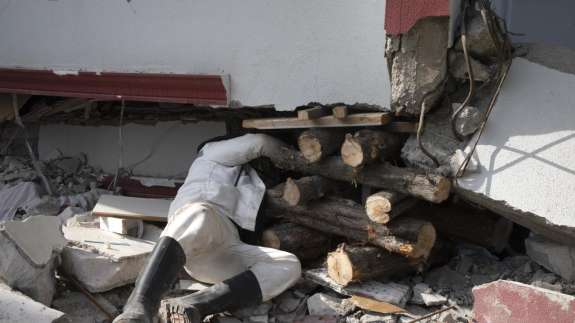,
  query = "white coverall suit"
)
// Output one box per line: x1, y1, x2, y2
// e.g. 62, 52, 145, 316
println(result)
160, 133, 301, 301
